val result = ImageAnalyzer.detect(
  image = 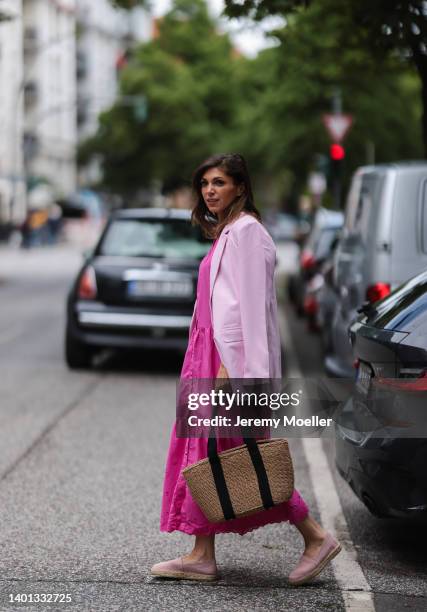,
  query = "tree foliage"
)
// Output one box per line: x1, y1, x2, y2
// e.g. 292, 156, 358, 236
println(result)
82, 0, 243, 198
82, 0, 423, 206
229, 0, 422, 201
225, 0, 427, 154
